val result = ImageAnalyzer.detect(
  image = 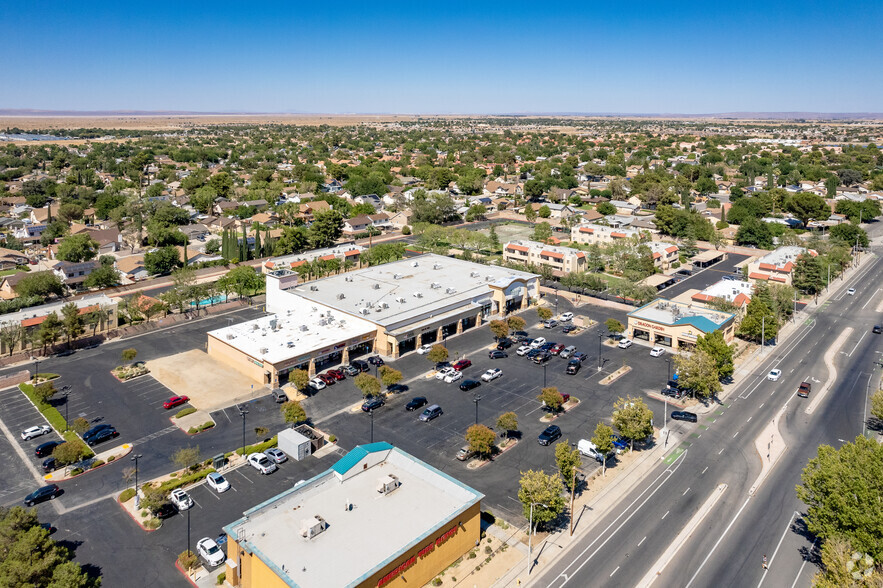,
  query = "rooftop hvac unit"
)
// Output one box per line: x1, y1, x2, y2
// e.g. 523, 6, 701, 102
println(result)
373, 283, 380, 290
345, 276, 353, 282
381, 302, 389, 309
485, 276, 492, 281
252, 324, 260, 331
301, 515, 328, 540
396, 297, 406, 303
430, 282, 441, 289
337, 293, 345, 300
226, 334, 235, 340
269, 319, 277, 329
470, 271, 479, 277
260, 347, 268, 354
377, 474, 401, 495
360, 308, 370, 315
446, 288, 457, 294
287, 342, 294, 348
318, 319, 327, 326
413, 292, 423, 298
393, 273, 403, 280
310, 285, 318, 291
433, 263, 442, 270
412, 261, 419, 267
300, 325, 309, 331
